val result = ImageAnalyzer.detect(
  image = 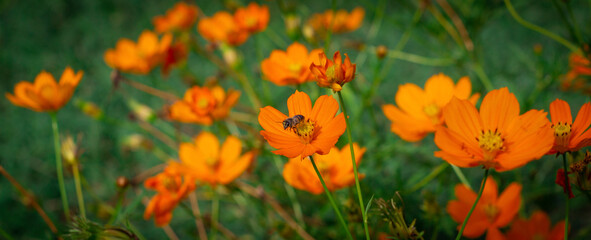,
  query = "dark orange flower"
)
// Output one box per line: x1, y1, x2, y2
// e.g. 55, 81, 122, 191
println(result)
153, 2, 199, 33
169, 85, 240, 125
233, 2, 269, 33
261, 42, 323, 86
178, 132, 254, 185
382, 73, 480, 142
283, 143, 365, 194
162, 41, 188, 76
307, 7, 364, 34
505, 211, 566, 240
258, 90, 346, 159
548, 99, 591, 154
434, 87, 554, 171
6, 67, 83, 112
198, 12, 249, 46
447, 177, 521, 240
104, 30, 173, 74
309, 51, 356, 92
144, 163, 196, 226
